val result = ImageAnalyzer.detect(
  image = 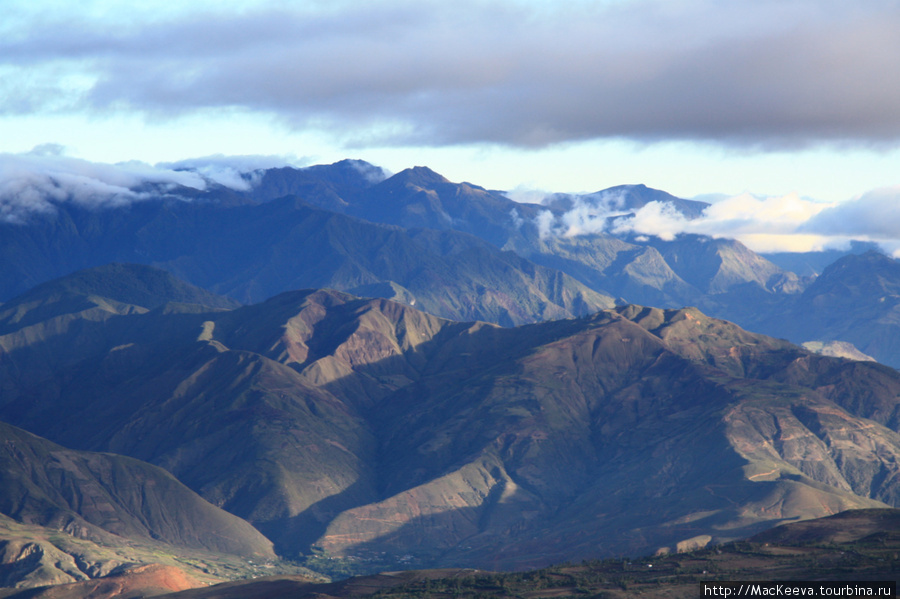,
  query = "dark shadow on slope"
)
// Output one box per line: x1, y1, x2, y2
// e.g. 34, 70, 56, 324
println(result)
5, 285, 900, 574
253, 478, 378, 558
